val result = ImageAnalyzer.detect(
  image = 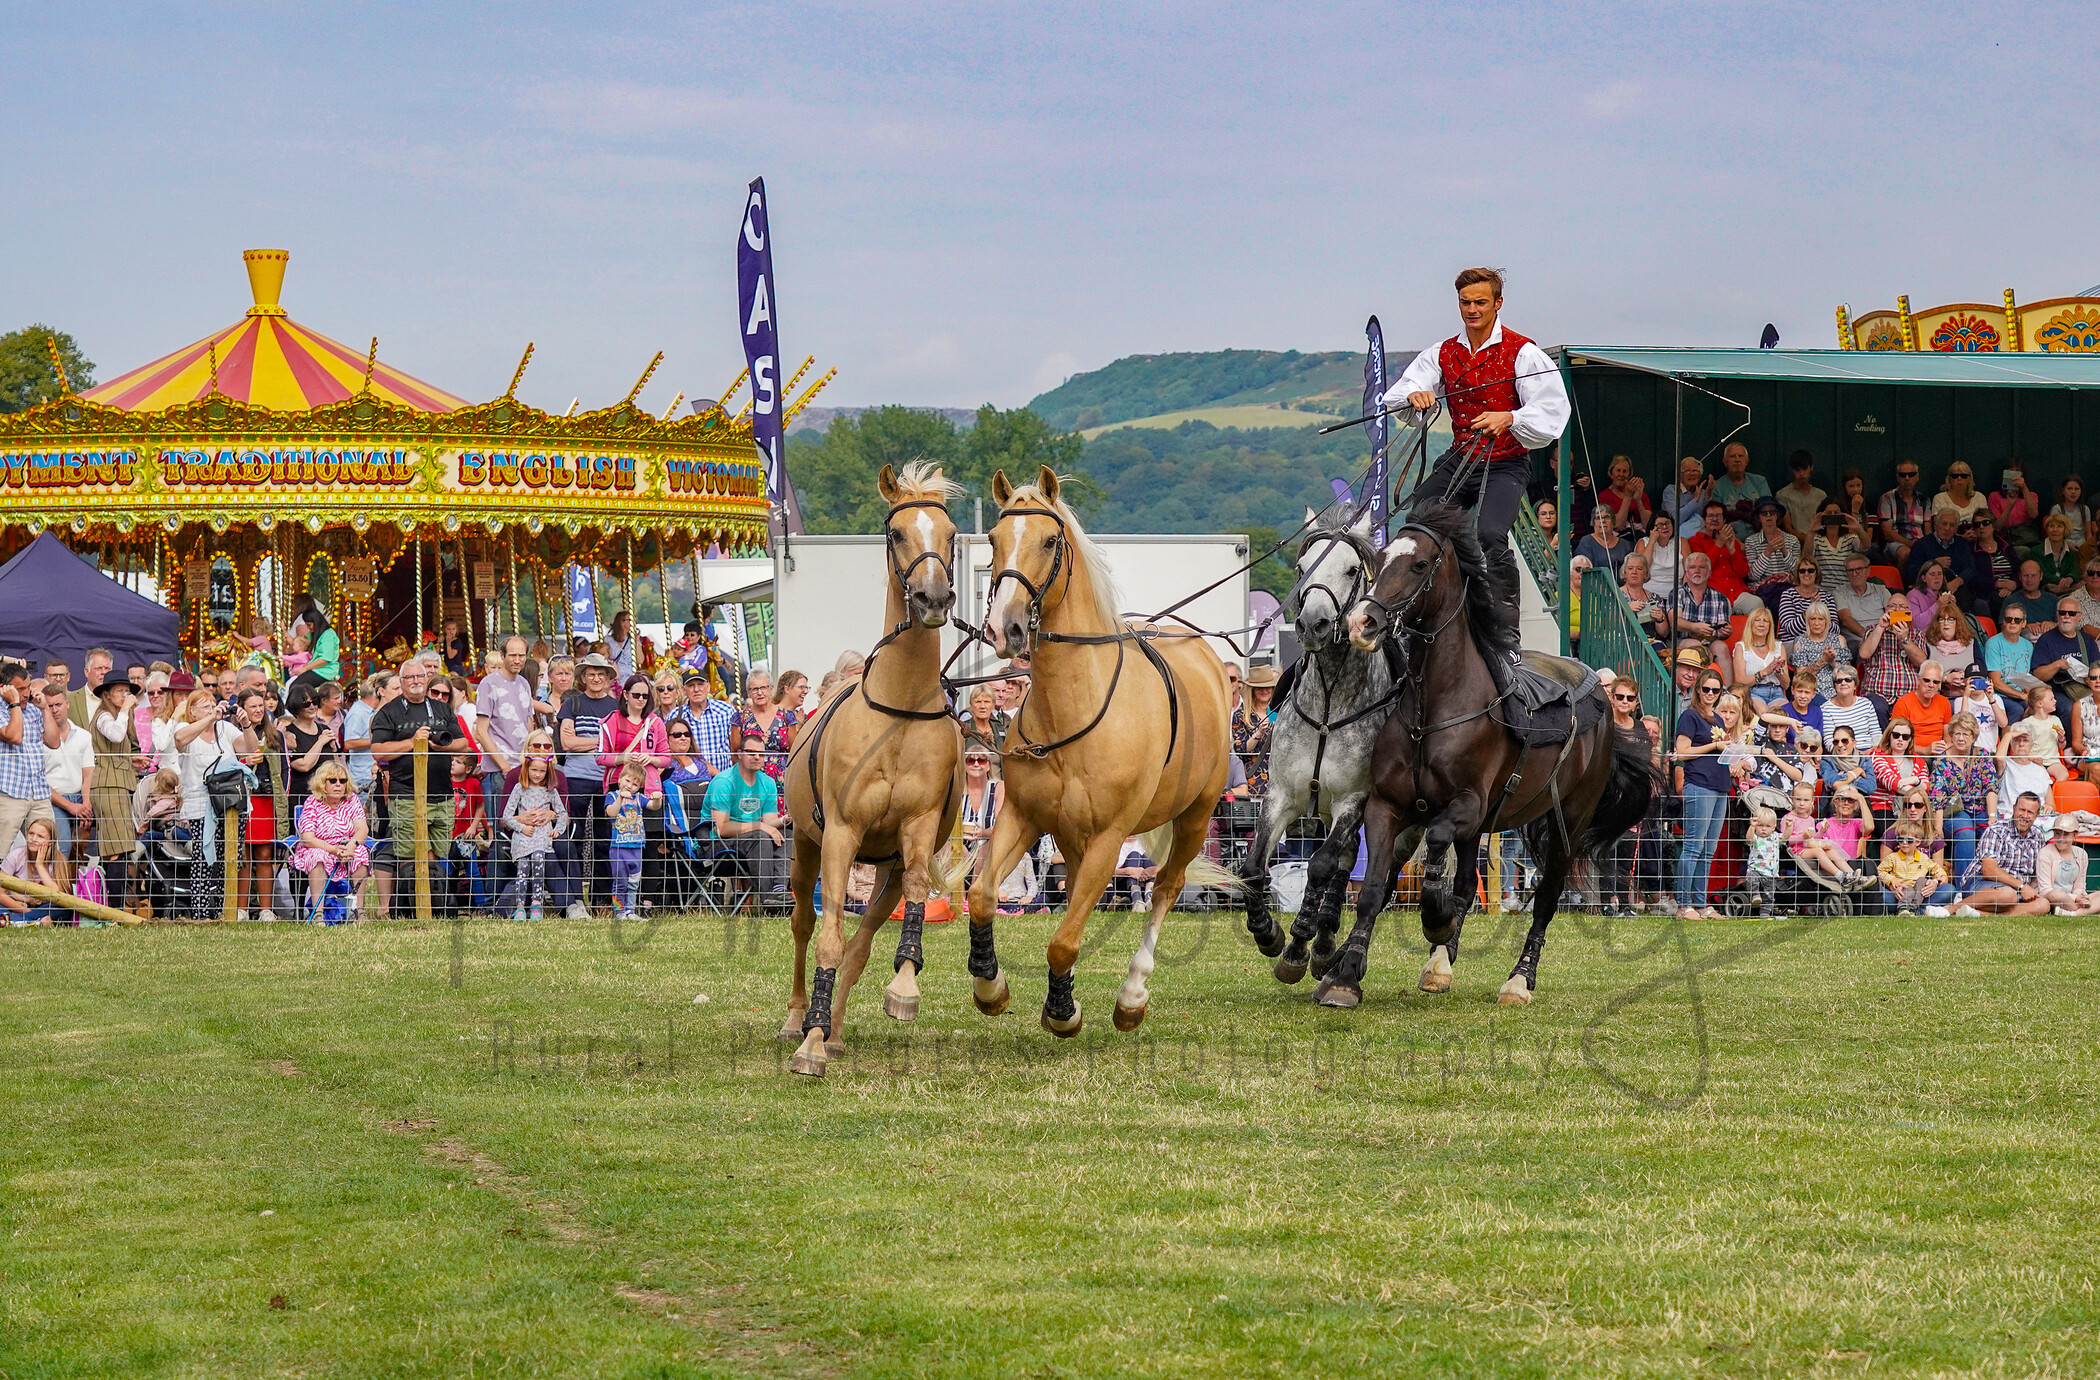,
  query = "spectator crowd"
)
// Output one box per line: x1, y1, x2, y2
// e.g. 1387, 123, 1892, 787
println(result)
1578, 446, 2100, 922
